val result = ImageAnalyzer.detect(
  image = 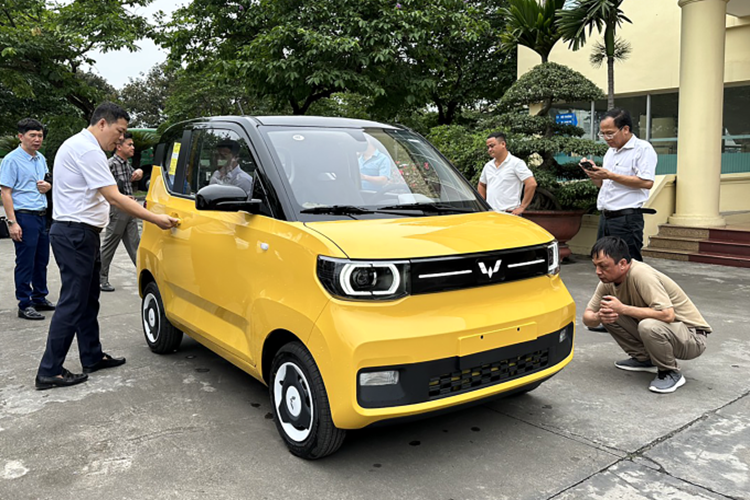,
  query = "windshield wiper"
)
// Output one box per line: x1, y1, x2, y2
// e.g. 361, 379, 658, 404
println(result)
300, 205, 375, 215
376, 202, 476, 214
